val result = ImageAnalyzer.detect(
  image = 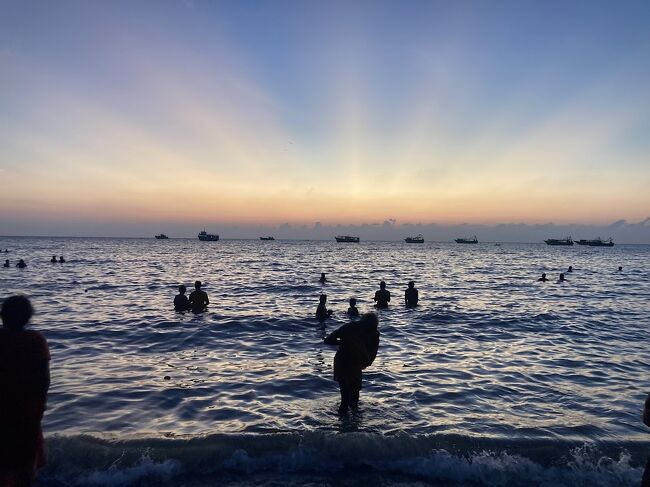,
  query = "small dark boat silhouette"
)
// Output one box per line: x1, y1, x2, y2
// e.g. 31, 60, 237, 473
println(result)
405, 234, 424, 243
198, 230, 219, 241
155, 234, 169, 240
455, 236, 478, 244
335, 236, 360, 243
544, 237, 573, 246
260, 236, 275, 241
587, 237, 614, 247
